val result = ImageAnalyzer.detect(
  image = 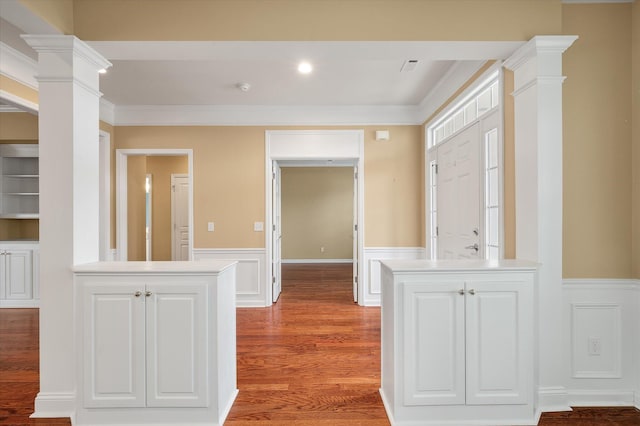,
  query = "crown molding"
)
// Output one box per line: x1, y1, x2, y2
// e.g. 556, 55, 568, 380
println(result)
503, 35, 579, 72
22, 35, 112, 71
0, 42, 38, 89
113, 104, 422, 126
0, 89, 38, 114
99, 98, 115, 125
